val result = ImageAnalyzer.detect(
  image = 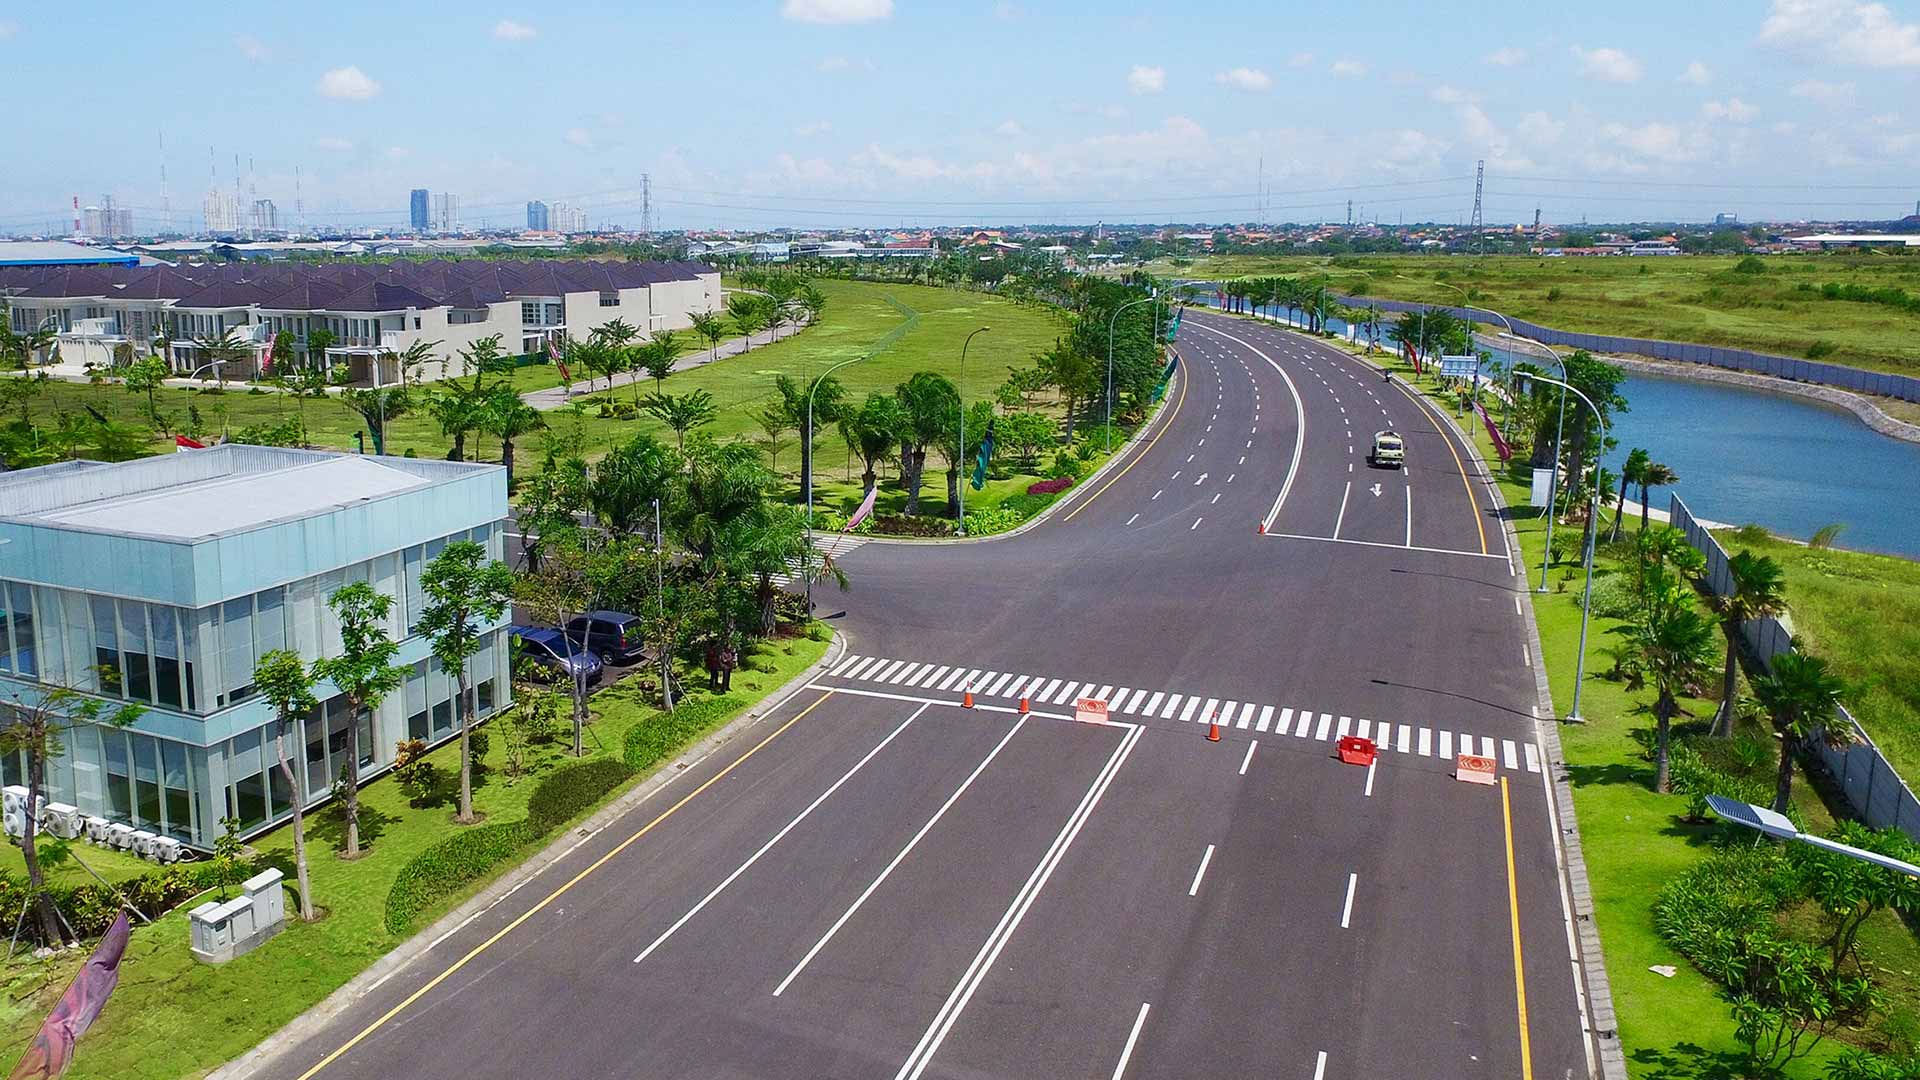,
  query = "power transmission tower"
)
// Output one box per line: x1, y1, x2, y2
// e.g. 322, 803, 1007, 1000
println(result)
640, 173, 652, 236
1469, 159, 1485, 254
1347, 199, 1353, 227
1533, 206, 1541, 234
